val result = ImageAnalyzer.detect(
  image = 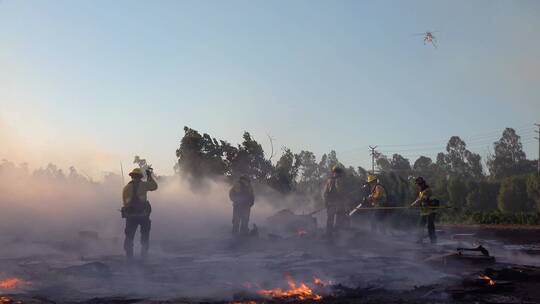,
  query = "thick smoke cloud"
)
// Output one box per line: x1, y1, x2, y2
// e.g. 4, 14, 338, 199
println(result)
0, 161, 277, 253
